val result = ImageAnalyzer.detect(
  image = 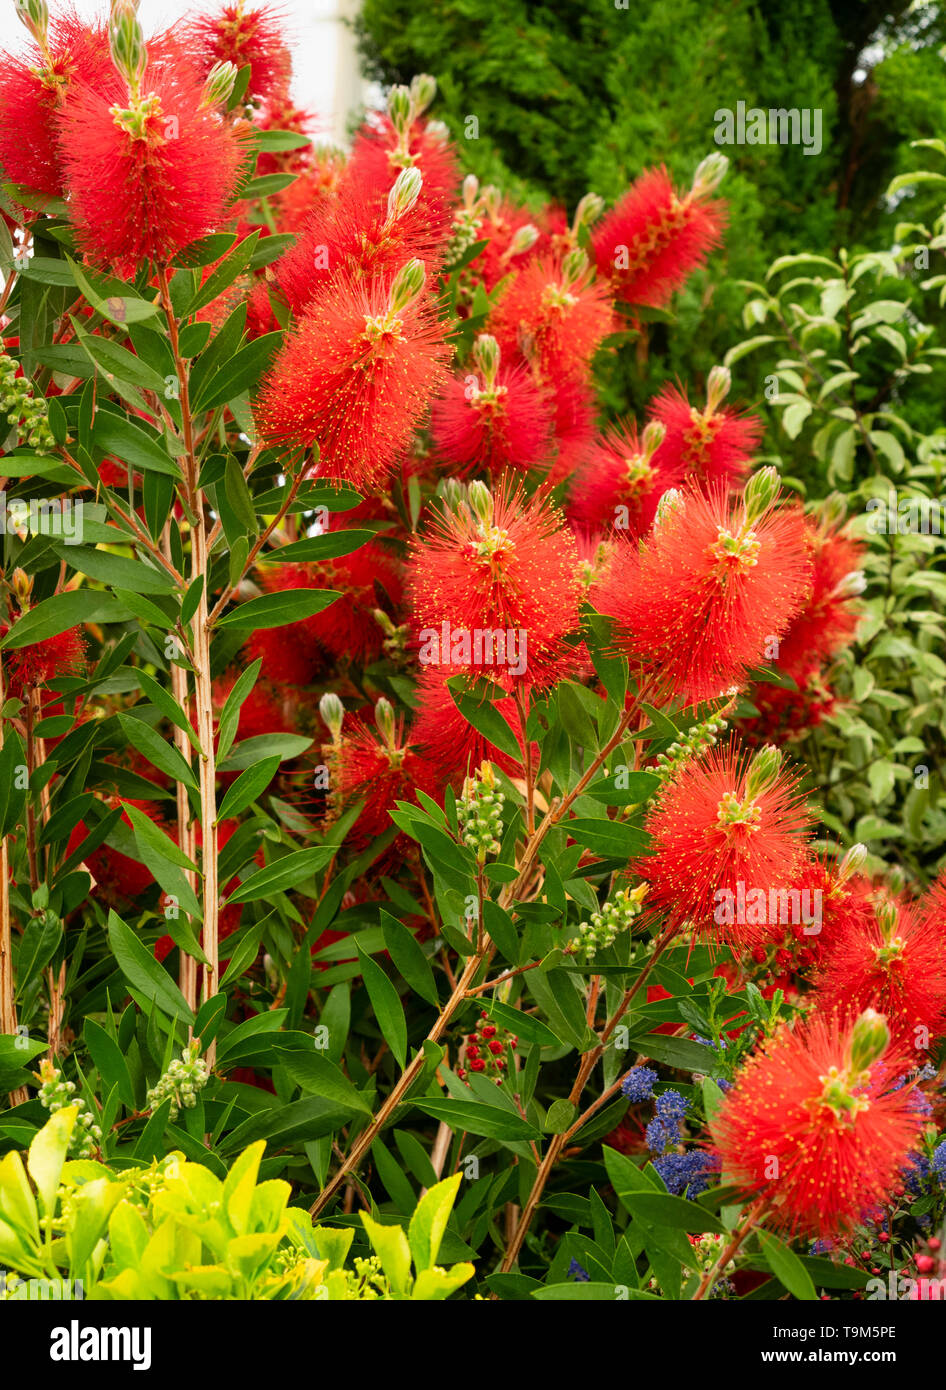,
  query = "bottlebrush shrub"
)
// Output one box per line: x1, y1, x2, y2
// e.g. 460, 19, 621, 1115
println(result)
0, 0, 943, 1308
